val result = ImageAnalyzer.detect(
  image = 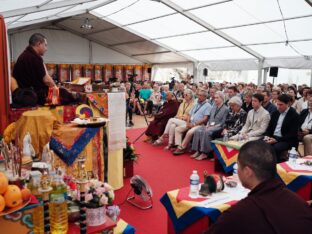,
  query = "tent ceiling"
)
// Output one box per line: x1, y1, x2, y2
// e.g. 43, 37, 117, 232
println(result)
2, 0, 312, 68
